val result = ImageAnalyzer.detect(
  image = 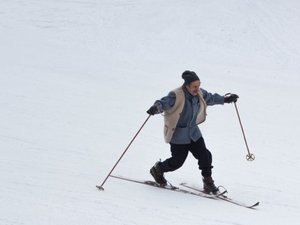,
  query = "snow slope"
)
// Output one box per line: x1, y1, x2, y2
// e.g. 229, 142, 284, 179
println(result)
1, 0, 300, 224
